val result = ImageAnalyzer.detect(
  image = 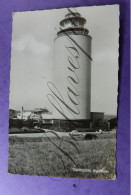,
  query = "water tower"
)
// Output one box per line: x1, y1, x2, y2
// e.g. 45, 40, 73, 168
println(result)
52, 10, 92, 128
